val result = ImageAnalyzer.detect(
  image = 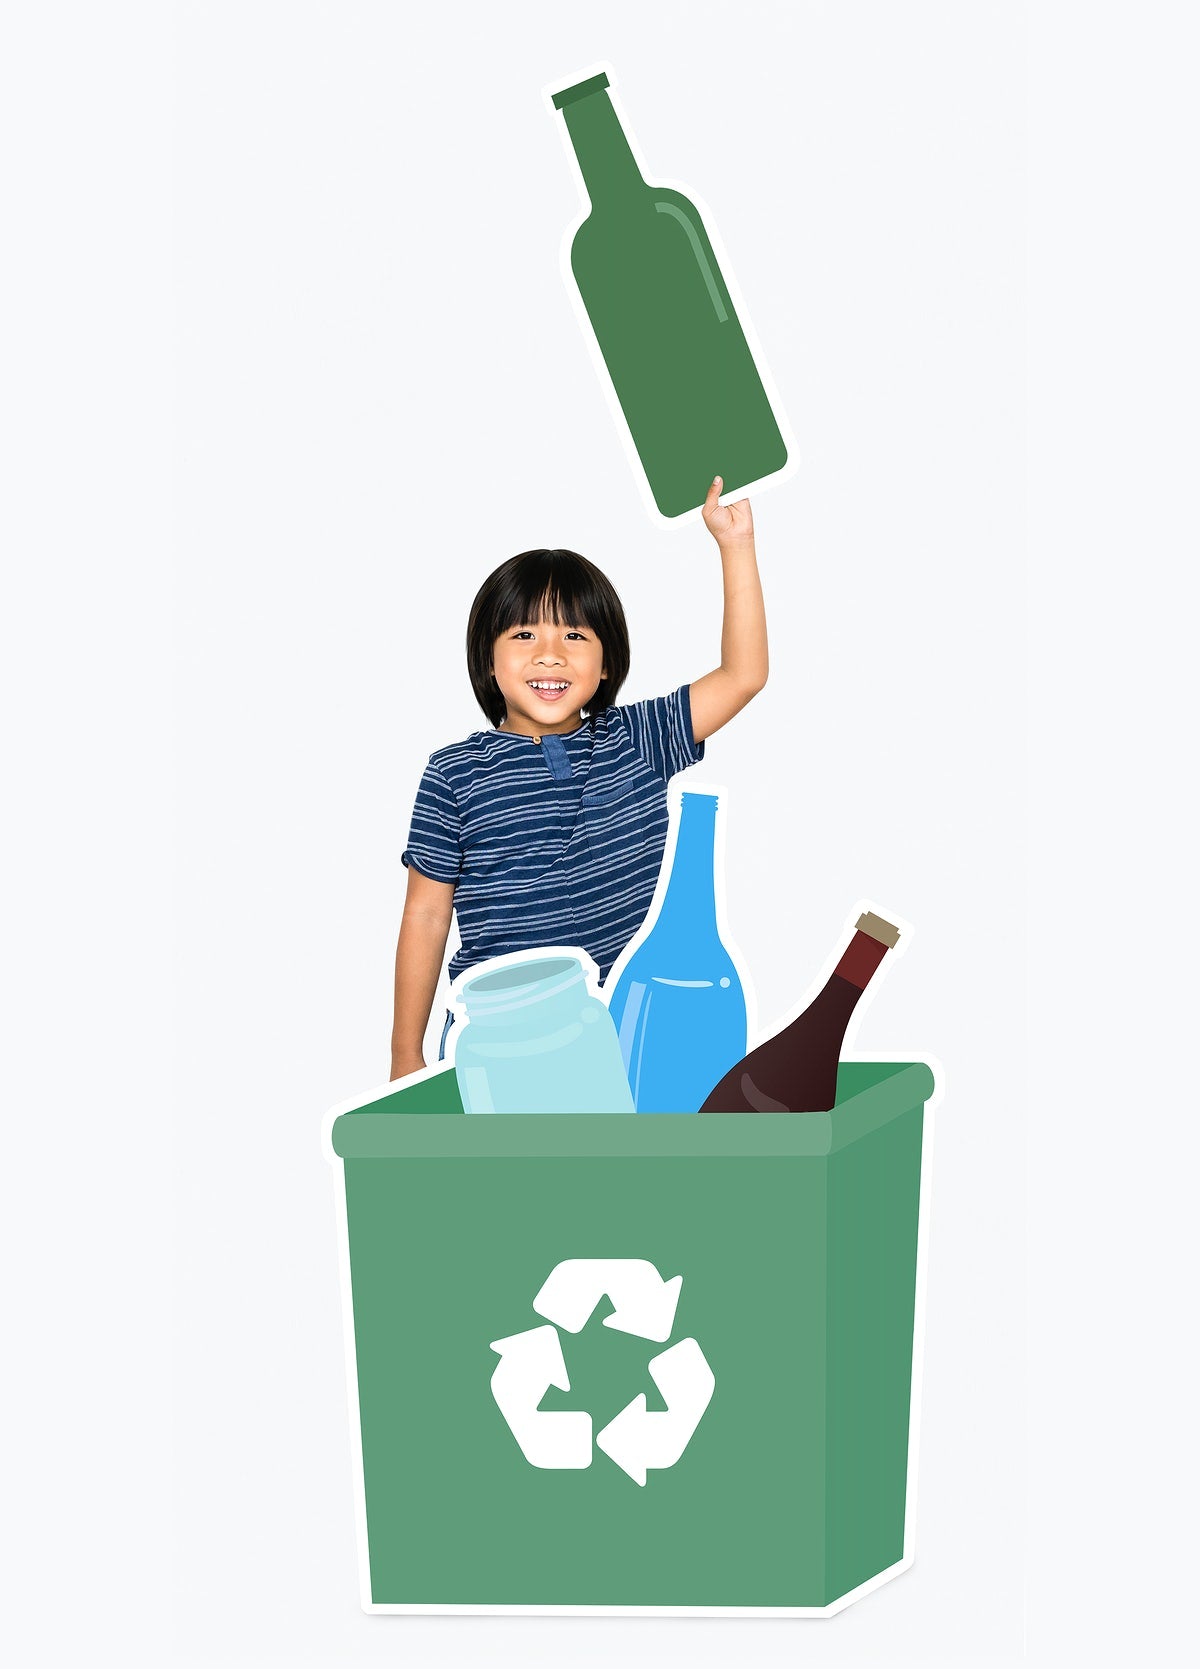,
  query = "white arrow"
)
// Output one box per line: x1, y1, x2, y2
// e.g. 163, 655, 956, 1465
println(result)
595, 1337, 715, 1487
531, 1258, 683, 1343
488, 1324, 592, 1469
